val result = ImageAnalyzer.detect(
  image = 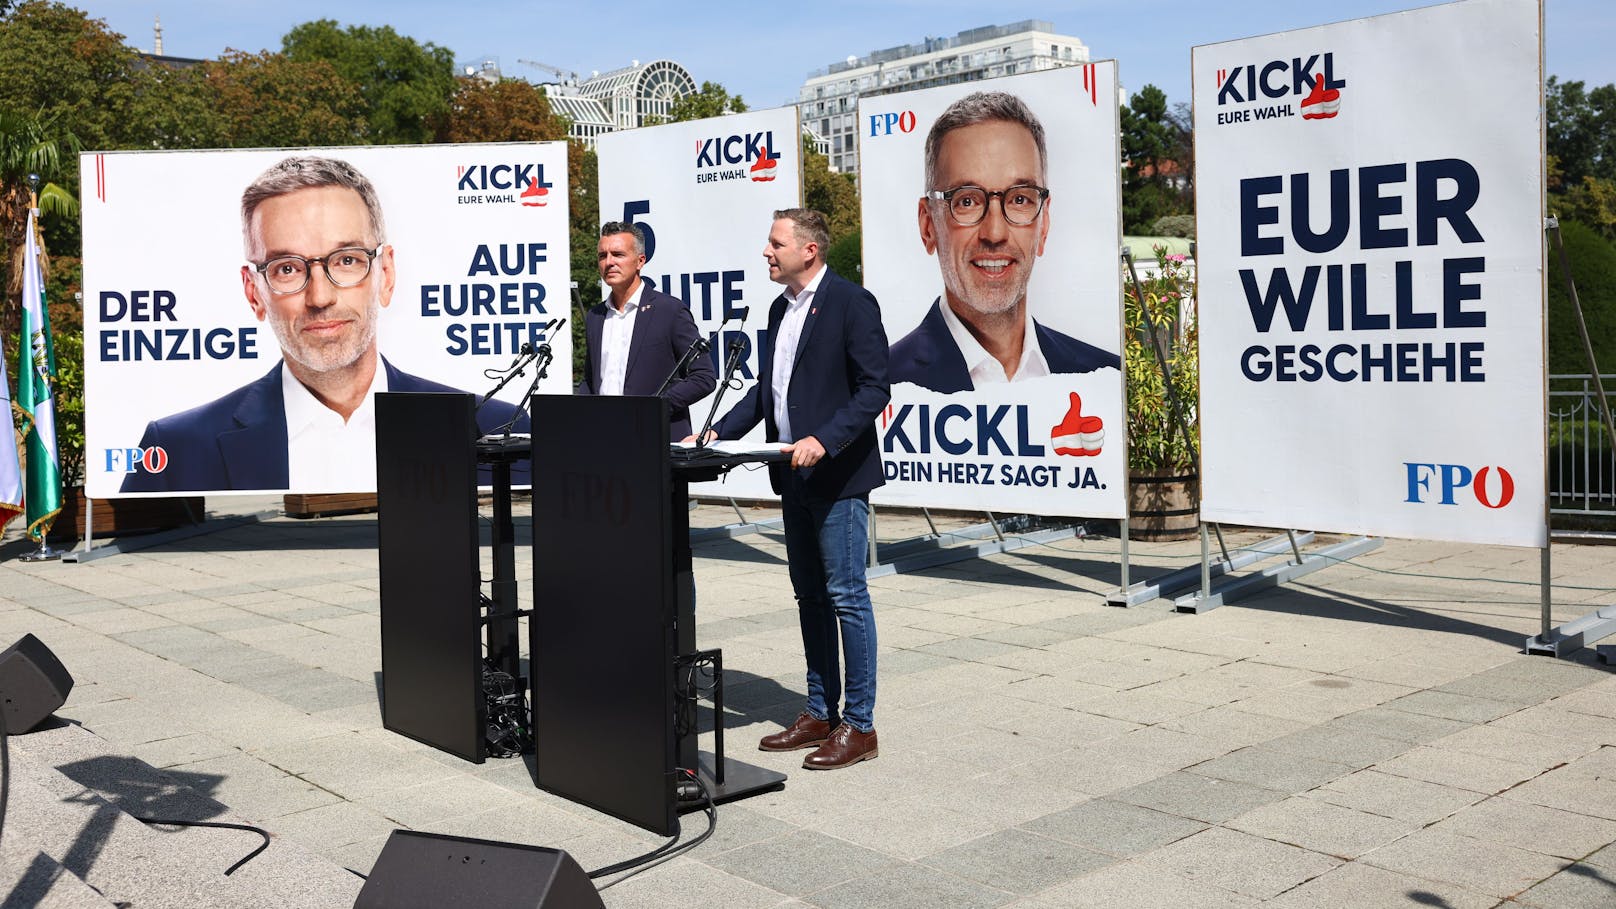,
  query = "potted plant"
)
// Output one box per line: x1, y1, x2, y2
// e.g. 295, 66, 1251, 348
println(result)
1124, 245, 1199, 540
